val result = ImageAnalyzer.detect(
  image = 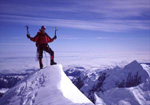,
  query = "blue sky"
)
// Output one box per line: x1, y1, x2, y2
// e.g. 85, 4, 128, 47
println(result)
0, 0, 150, 58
